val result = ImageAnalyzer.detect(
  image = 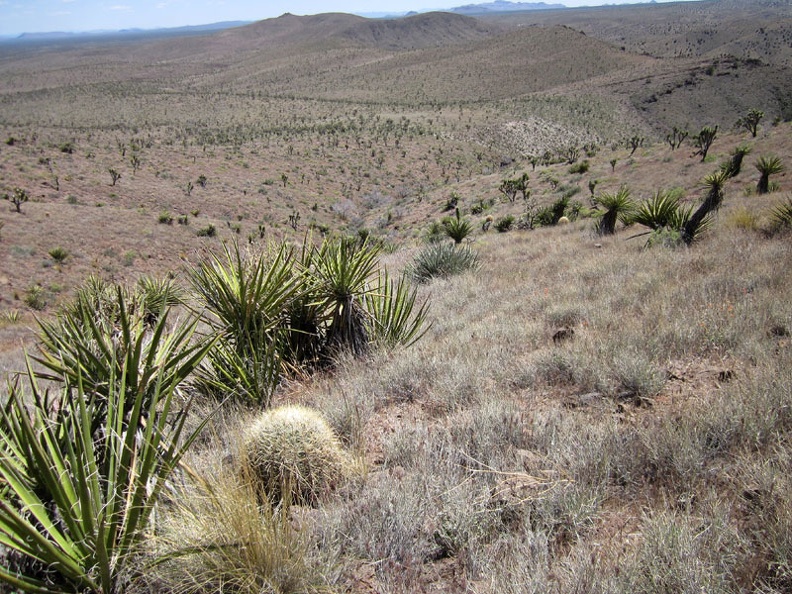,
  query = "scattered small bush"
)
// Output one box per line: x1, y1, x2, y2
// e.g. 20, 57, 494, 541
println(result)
23, 284, 46, 310
197, 223, 216, 237
494, 214, 515, 232
48, 246, 69, 264
568, 160, 590, 174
